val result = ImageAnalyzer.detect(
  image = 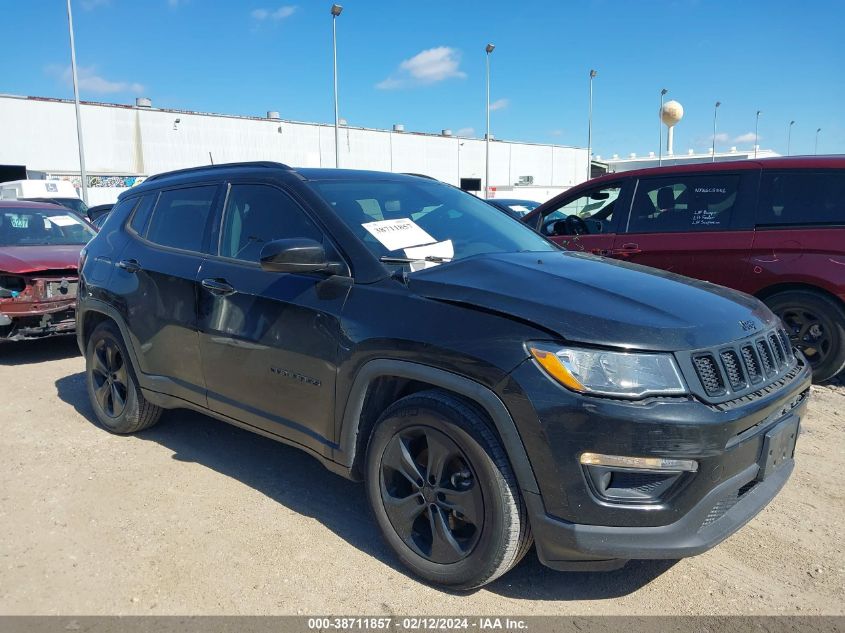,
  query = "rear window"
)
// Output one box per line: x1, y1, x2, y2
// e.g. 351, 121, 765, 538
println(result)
628, 175, 740, 233
145, 186, 217, 252
757, 171, 845, 227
